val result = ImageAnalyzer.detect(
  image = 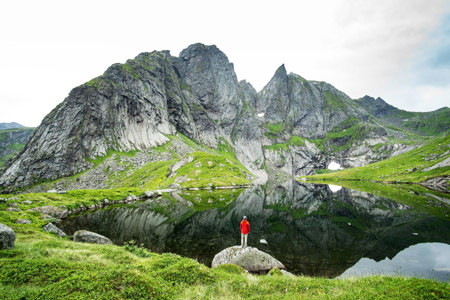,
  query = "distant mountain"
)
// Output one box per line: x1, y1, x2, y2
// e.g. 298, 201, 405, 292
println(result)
0, 127, 35, 171
354, 96, 450, 136
0, 43, 447, 191
0, 122, 25, 130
